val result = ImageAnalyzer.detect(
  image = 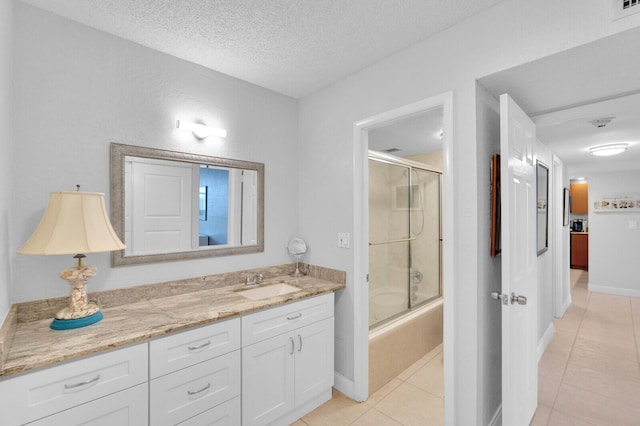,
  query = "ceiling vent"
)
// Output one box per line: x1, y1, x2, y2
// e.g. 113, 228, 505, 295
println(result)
589, 117, 615, 128
383, 148, 401, 153
612, 0, 640, 20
